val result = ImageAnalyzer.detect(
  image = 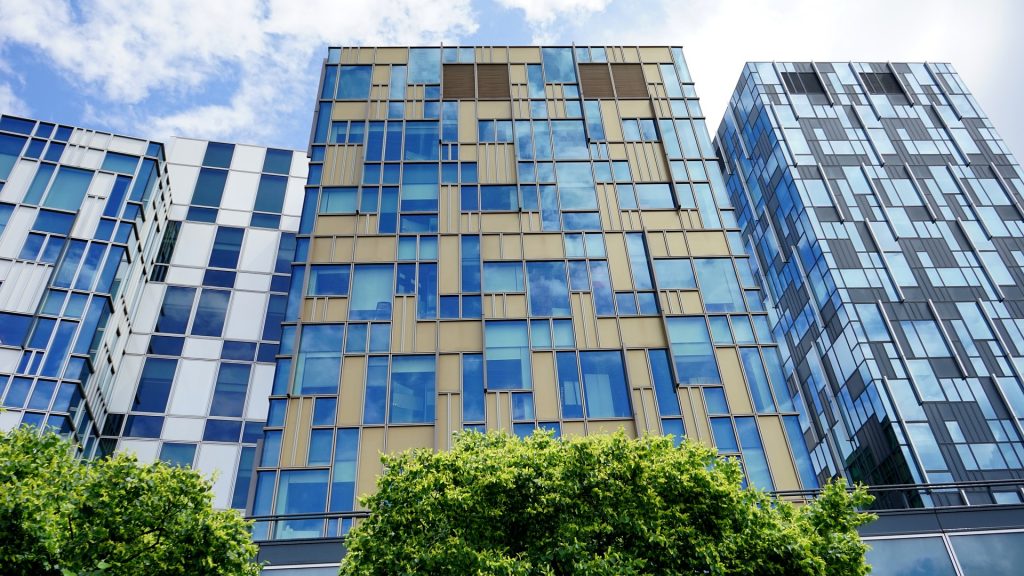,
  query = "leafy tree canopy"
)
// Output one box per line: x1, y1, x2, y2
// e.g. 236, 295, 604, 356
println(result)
0, 425, 261, 576
341, 430, 875, 576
